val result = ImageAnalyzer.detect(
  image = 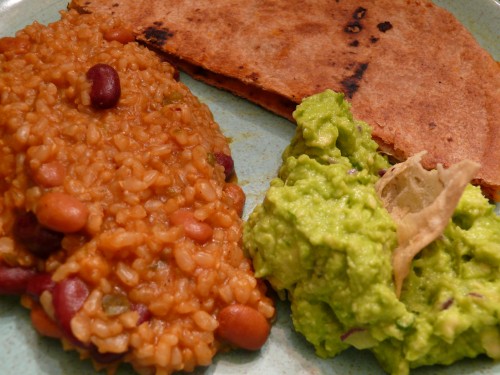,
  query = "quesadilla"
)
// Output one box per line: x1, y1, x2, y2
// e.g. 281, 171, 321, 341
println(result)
70, 0, 500, 200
